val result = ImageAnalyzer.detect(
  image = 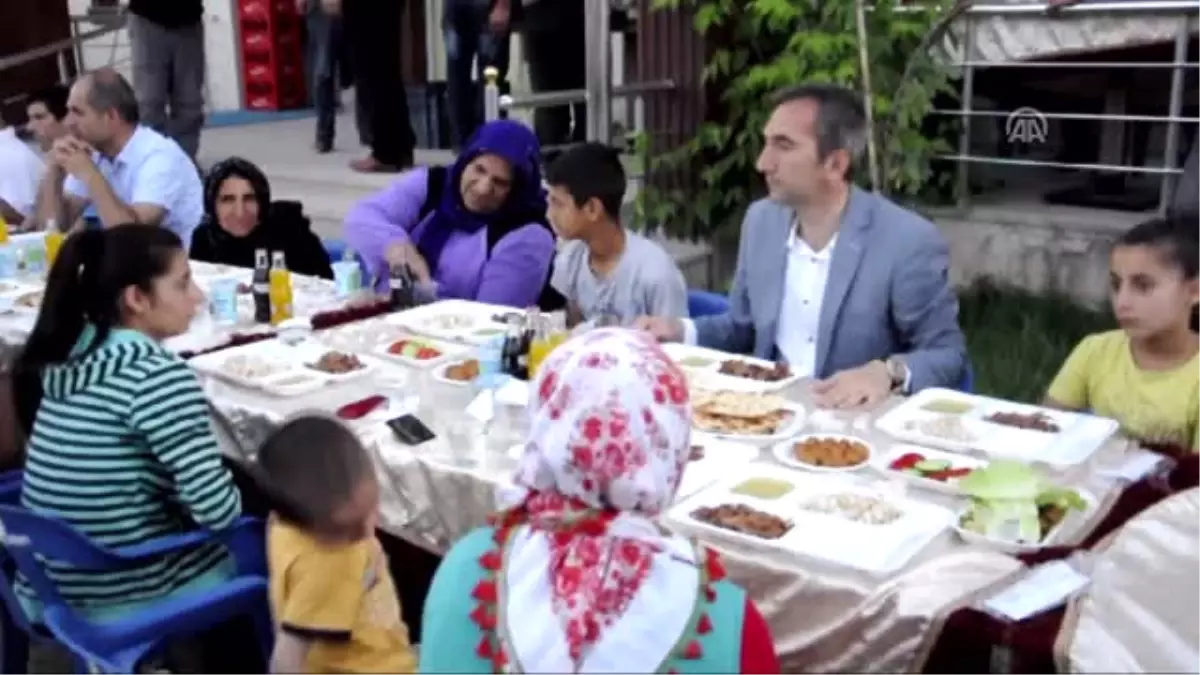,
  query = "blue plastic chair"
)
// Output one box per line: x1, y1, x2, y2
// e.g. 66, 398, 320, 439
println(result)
0, 471, 30, 674
0, 506, 272, 674
323, 238, 349, 263
687, 290, 730, 318
959, 362, 975, 393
